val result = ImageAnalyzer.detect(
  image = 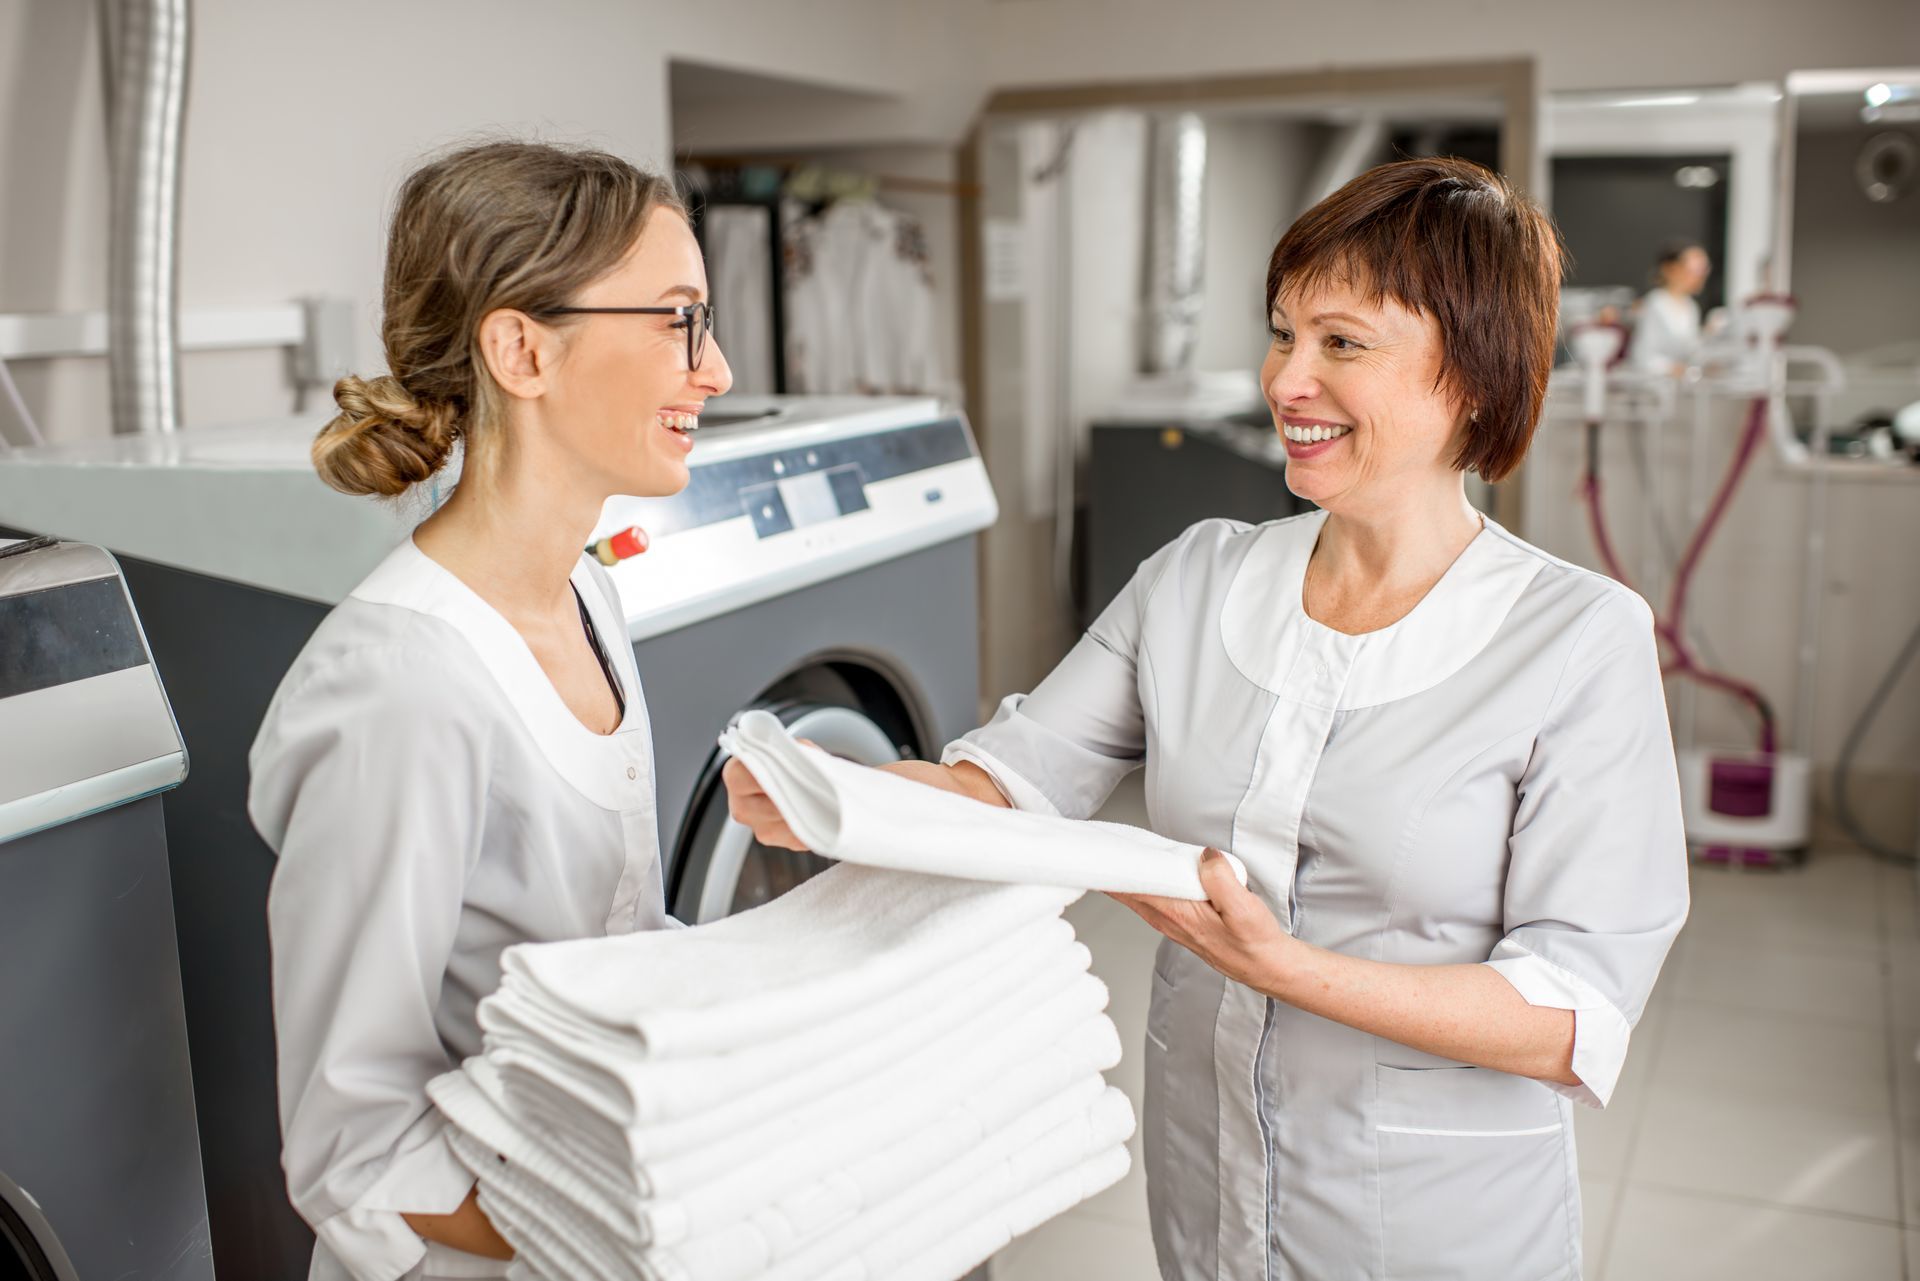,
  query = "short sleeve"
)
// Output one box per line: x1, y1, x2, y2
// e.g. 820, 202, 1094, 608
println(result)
943, 523, 1204, 819
1486, 591, 1689, 1109
250, 644, 493, 1279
